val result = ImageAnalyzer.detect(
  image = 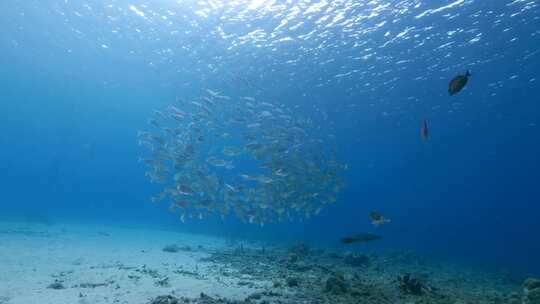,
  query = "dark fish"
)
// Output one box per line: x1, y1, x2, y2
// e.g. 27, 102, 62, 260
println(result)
448, 70, 471, 95
341, 233, 381, 244
421, 119, 428, 141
